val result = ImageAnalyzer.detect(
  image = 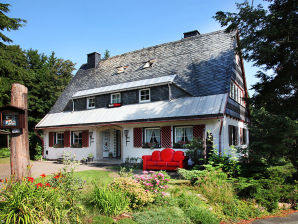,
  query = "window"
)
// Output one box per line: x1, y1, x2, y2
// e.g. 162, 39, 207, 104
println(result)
139, 88, 150, 103
116, 66, 128, 74
55, 132, 64, 145
229, 125, 238, 146
242, 128, 247, 145
111, 93, 121, 104
72, 131, 82, 147
174, 126, 193, 147
143, 59, 155, 69
144, 128, 160, 148
229, 81, 244, 106
87, 97, 95, 109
